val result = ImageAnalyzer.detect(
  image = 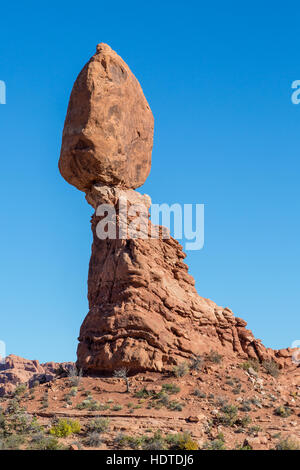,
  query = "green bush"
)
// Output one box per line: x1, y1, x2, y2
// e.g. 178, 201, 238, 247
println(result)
112, 404, 122, 411
14, 384, 27, 397
166, 432, 198, 450
274, 406, 292, 418
134, 387, 153, 398
30, 435, 64, 450
276, 437, 300, 450
162, 383, 180, 394
50, 419, 81, 438
203, 439, 226, 450
85, 431, 102, 447
240, 359, 260, 372
190, 355, 204, 371
86, 418, 110, 433
172, 362, 190, 377
262, 360, 280, 378
206, 350, 223, 364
